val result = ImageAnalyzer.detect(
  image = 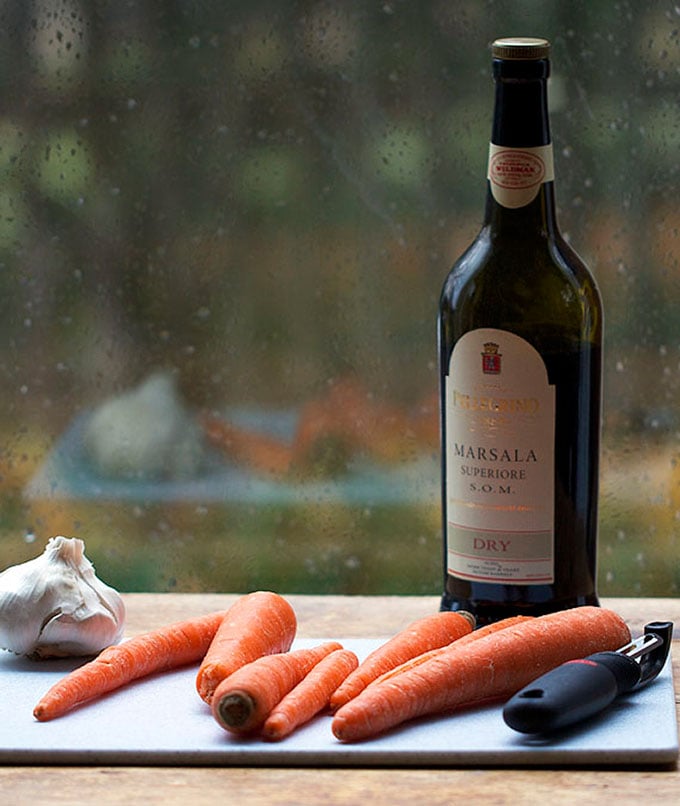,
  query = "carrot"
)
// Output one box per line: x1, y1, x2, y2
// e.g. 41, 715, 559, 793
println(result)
331, 606, 631, 743
33, 609, 228, 722
366, 614, 533, 690
196, 590, 297, 704
200, 412, 293, 475
212, 641, 343, 734
329, 610, 475, 711
263, 648, 359, 741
